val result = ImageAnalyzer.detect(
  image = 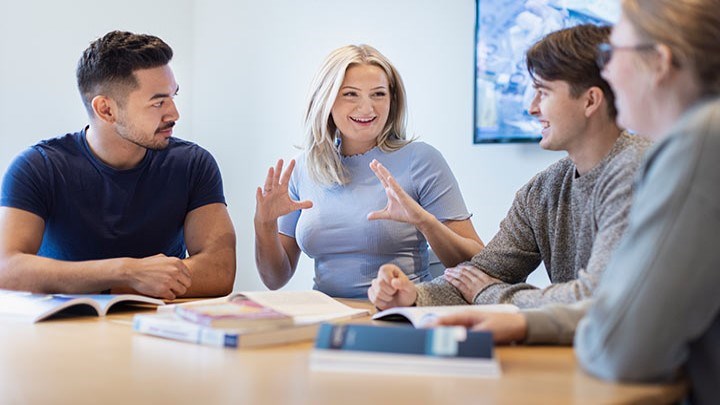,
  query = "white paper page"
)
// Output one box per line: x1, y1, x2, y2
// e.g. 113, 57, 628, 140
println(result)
240, 290, 368, 323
